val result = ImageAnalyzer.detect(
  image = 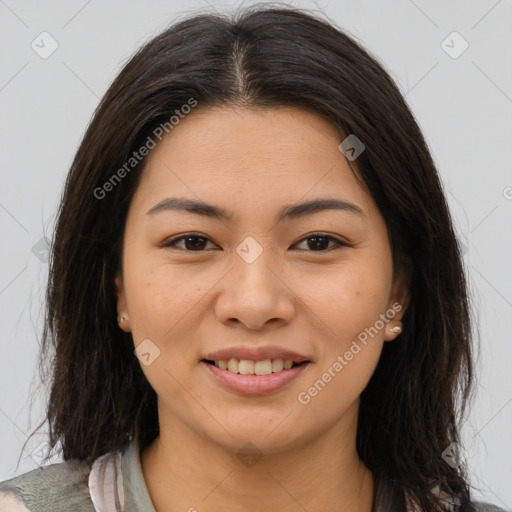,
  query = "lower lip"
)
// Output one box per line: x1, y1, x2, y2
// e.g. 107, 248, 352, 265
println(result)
201, 361, 311, 396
